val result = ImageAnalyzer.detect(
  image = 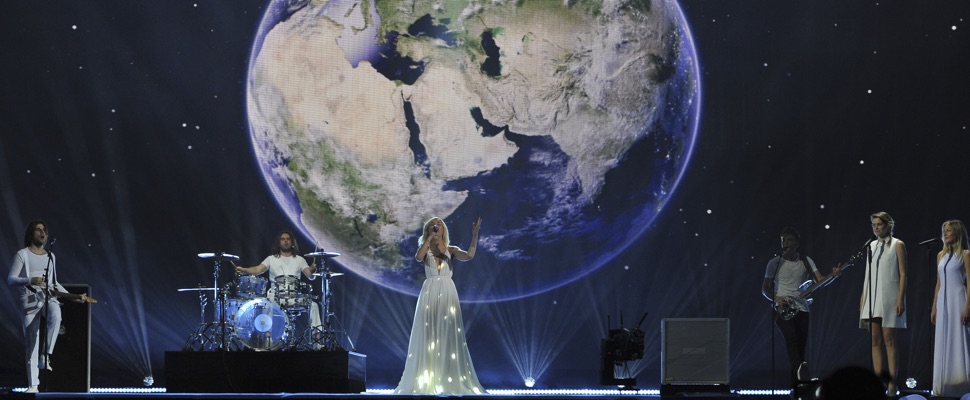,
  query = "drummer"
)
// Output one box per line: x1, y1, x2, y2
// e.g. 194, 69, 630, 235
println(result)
235, 231, 320, 324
